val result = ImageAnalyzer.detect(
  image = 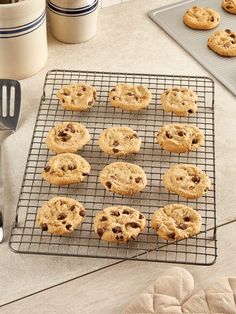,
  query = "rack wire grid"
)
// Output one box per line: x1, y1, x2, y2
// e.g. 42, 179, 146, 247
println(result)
9, 69, 217, 265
